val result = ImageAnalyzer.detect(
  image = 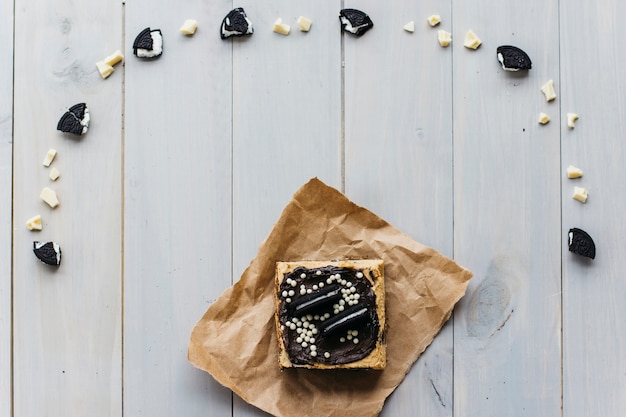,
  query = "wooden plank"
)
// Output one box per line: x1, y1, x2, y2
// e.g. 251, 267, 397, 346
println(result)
12, 1, 123, 416
560, 2, 626, 415
343, 1, 455, 415
0, 0, 13, 414
123, 2, 234, 416
451, 1, 562, 415
230, 1, 342, 415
